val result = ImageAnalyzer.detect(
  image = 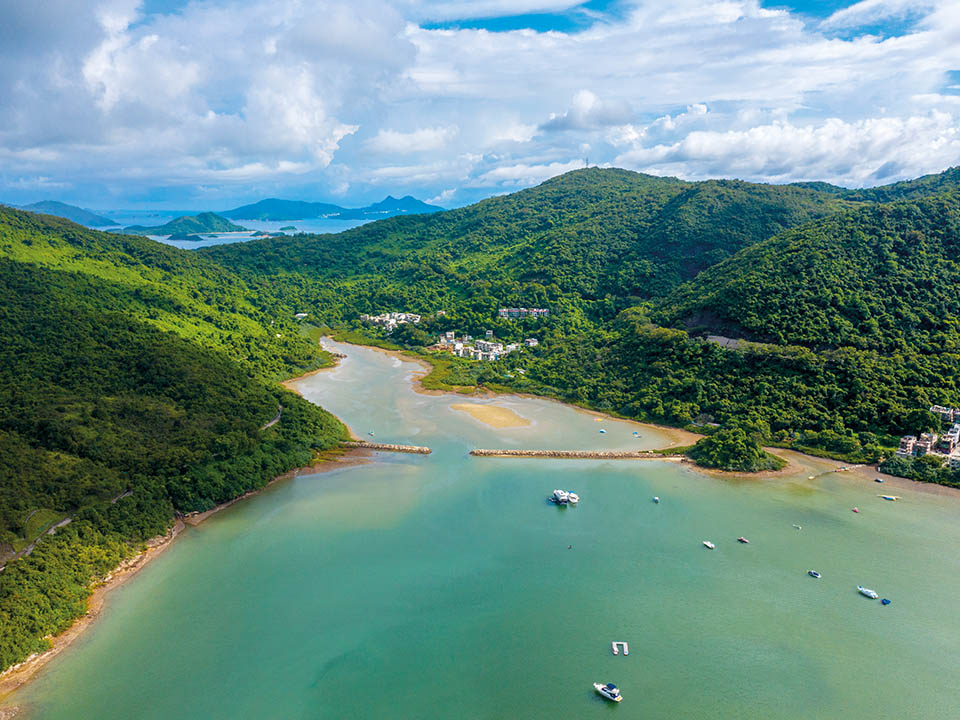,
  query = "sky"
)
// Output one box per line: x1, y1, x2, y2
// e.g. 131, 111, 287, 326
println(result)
1, 0, 959, 210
